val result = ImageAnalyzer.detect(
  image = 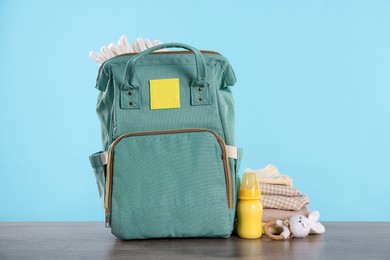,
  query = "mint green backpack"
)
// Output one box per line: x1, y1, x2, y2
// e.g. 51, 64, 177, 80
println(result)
89, 43, 242, 240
